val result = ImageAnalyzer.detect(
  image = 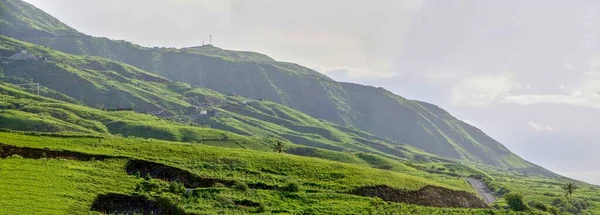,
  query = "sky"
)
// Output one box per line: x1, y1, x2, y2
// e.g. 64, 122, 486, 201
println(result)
23, 0, 600, 184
